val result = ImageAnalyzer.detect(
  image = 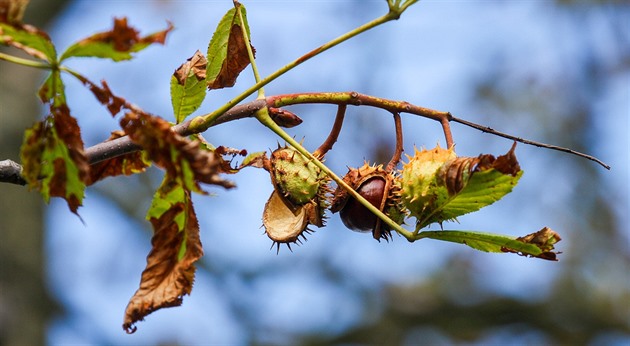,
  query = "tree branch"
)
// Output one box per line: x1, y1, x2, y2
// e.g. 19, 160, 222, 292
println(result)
86, 99, 268, 164
0, 91, 610, 186
0, 159, 27, 185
